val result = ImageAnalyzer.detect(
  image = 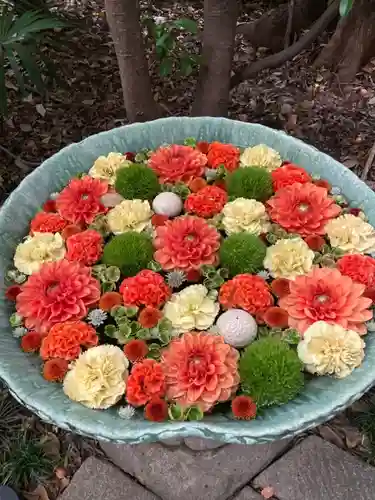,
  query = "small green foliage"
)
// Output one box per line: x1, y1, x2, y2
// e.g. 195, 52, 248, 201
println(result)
226, 166, 273, 201
201, 265, 228, 289
89, 214, 110, 237
240, 337, 304, 408
0, 393, 22, 448
220, 233, 267, 277
168, 403, 204, 421
115, 164, 160, 201
10, 313, 23, 328
0, 434, 55, 490
6, 269, 26, 285
282, 329, 301, 345
184, 137, 197, 147
148, 260, 163, 272
161, 181, 191, 199
102, 232, 154, 277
